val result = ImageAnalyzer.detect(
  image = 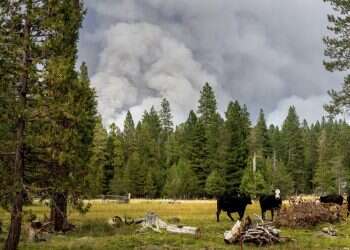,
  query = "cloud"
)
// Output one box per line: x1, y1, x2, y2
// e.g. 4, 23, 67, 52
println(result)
80, 0, 344, 127
267, 95, 330, 127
